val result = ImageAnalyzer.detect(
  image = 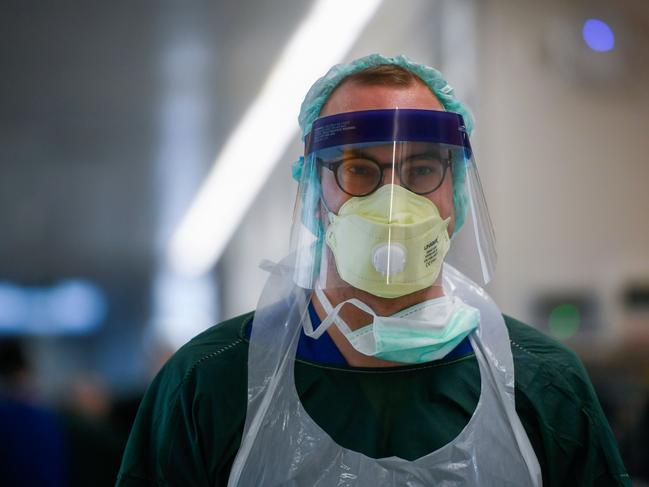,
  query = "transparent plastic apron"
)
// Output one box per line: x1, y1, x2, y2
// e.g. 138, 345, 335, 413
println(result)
228, 260, 542, 486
